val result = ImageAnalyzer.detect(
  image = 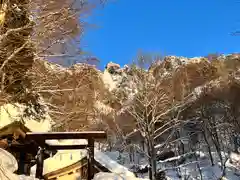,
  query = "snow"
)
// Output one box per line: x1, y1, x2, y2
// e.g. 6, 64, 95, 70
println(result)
0, 148, 18, 173
230, 152, 240, 164
193, 86, 203, 97
225, 159, 240, 176
95, 150, 136, 178
94, 100, 115, 116
93, 172, 148, 180
102, 69, 117, 91
0, 148, 19, 180
1, 101, 238, 180
0, 102, 53, 179
18, 175, 39, 180
46, 139, 88, 146
105, 149, 240, 180
43, 61, 66, 73
0, 103, 53, 132
31, 145, 88, 175
31, 139, 89, 175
